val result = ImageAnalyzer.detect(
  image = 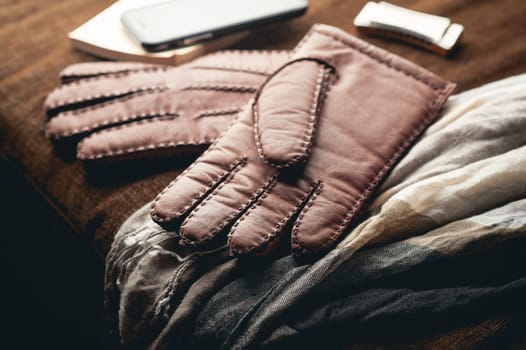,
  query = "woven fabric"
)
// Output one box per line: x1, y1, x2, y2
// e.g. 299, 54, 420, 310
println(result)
106, 75, 526, 349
